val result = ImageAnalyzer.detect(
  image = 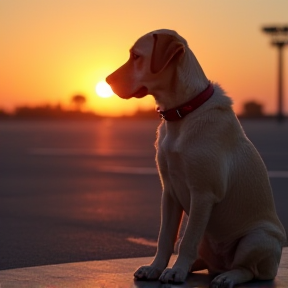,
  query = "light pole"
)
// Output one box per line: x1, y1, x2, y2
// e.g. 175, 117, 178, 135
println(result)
262, 25, 288, 122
